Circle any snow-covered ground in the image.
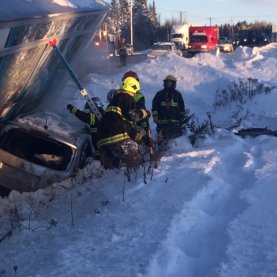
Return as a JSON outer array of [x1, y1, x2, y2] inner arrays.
[[1, 44, 277, 277]]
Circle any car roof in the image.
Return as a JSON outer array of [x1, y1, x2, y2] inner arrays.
[[154, 42, 173, 45]]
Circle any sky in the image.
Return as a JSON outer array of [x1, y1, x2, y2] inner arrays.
[[153, 0, 277, 26], [1, 40, 277, 276]]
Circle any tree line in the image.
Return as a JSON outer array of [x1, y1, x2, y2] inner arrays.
[[103, 0, 274, 50]]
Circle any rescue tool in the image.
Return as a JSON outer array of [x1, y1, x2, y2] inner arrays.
[[49, 39, 103, 120]]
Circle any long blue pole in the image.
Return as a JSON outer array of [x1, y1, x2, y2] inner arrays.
[[49, 39, 102, 120]]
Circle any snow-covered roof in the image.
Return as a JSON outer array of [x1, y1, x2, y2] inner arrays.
[[0, 0, 109, 21]]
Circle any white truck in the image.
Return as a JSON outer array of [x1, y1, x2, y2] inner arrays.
[[170, 24, 190, 50]]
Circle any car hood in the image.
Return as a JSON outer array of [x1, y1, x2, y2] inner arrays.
[[15, 111, 81, 143], [148, 50, 170, 57]]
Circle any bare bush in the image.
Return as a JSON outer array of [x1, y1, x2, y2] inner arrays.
[[214, 78, 274, 109]]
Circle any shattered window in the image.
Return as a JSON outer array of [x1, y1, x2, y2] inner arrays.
[[0, 128, 73, 170]]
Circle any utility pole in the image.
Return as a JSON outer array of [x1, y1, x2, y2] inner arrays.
[[231, 17, 234, 37], [130, 0, 133, 46], [179, 11, 186, 24]]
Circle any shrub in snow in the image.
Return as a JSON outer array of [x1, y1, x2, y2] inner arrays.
[[212, 78, 275, 128], [214, 78, 274, 109]]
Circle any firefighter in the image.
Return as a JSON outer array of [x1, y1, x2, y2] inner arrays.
[[67, 97, 105, 160], [152, 75, 186, 141], [121, 71, 152, 147], [107, 71, 152, 146], [97, 77, 147, 169]]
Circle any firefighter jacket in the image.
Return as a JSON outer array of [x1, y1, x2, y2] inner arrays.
[[97, 90, 142, 148], [152, 88, 185, 128], [70, 106, 105, 156], [134, 91, 150, 131]]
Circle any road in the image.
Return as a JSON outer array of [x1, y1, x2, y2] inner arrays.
[[72, 45, 148, 77]]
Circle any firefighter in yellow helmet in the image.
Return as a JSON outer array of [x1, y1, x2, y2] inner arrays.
[[97, 77, 147, 169], [152, 75, 185, 141]]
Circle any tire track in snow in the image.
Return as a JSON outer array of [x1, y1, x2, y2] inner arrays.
[[146, 139, 257, 277]]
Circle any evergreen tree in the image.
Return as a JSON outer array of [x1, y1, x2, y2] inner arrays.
[[132, 0, 158, 49], [148, 1, 159, 27], [105, 0, 120, 37], [119, 0, 130, 26]]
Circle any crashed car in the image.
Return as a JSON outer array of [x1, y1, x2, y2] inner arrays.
[[0, 112, 93, 192]]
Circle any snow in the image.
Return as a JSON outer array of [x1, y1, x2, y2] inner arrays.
[[0, 0, 108, 19], [1, 43, 277, 277], [52, 0, 108, 8]]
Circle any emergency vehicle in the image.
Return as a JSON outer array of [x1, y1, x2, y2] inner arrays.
[[188, 26, 219, 54]]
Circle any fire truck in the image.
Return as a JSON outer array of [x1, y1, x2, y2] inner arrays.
[[188, 26, 219, 54]]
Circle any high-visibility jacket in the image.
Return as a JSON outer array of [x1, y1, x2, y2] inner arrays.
[[134, 91, 150, 131], [97, 90, 138, 148]]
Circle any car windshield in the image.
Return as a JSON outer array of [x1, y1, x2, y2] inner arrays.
[[152, 44, 172, 50], [0, 128, 73, 170], [190, 36, 208, 43], [219, 38, 230, 44], [171, 34, 183, 39]]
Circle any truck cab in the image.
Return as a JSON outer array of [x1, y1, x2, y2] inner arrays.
[[170, 24, 189, 51], [188, 26, 219, 54]]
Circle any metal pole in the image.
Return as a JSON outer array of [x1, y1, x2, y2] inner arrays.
[[130, 0, 133, 47], [49, 39, 103, 120]]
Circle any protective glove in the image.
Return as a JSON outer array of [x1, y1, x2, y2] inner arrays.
[[67, 104, 78, 115], [67, 104, 74, 112], [129, 109, 143, 122]]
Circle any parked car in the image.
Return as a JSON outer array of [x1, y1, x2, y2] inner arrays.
[[0, 112, 93, 192], [147, 42, 183, 58], [218, 37, 234, 52]]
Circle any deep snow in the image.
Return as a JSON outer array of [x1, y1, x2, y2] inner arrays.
[[1, 43, 277, 277]]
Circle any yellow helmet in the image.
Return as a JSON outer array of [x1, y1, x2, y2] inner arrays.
[[164, 75, 177, 82], [120, 76, 140, 94]]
